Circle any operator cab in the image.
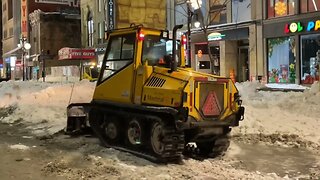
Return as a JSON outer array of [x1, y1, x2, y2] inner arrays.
[[142, 35, 179, 67]]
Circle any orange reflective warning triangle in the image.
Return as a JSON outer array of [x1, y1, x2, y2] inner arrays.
[[158, 58, 165, 64], [202, 91, 221, 116]]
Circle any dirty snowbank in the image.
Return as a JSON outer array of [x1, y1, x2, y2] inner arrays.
[[234, 81, 320, 147], [0, 80, 319, 146], [0, 80, 95, 135]]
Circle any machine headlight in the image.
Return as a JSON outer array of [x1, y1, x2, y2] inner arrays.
[[67, 106, 86, 117]]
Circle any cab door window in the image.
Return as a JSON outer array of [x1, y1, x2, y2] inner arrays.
[[101, 33, 135, 81]]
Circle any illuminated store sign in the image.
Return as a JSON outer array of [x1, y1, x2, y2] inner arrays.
[[208, 32, 225, 41], [285, 20, 320, 34]]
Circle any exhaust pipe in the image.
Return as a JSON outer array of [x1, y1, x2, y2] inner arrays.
[[171, 24, 183, 72]]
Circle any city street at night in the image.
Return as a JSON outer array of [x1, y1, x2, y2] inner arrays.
[[1, 0, 320, 179]]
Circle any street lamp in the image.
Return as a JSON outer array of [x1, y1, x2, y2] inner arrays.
[[194, 21, 201, 28], [186, 0, 202, 67], [18, 38, 31, 81]]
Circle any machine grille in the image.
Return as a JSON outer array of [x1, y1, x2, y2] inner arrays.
[[198, 83, 225, 117], [146, 76, 166, 87]]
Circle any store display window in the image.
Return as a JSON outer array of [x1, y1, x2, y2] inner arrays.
[[301, 34, 320, 84], [267, 36, 296, 83]]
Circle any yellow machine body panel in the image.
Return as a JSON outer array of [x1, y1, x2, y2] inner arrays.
[[133, 29, 160, 104], [142, 73, 186, 107], [93, 63, 135, 104]]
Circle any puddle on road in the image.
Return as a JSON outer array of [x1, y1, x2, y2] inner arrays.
[[230, 142, 319, 178]]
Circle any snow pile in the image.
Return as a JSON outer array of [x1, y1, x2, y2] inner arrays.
[[9, 144, 30, 150], [0, 80, 319, 146], [0, 80, 95, 135], [234, 81, 320, 146], [264, 83, 309, 90]]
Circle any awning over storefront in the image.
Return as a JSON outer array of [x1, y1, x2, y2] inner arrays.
[[2, 46, 22, 58], [58, 47, 96, 60], [191, 27, 249, 43]]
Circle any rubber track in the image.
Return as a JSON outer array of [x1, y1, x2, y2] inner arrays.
[[89, 111, 185, 163]]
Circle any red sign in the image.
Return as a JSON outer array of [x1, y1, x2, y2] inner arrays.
[[58, 47, 96, 60], [16, 60, 22, 66]]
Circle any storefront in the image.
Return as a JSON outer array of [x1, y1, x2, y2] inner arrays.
[[57, 47, 98, 81], [264, 16, 320, 84], [191, 23, 251, 82]]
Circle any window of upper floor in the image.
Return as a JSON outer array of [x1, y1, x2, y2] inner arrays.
[[267, 0, 295, 18], [3, 30, 7, 39], [300, 0, 320, 13], [8, 0, 13, 20], [232, 0, 251, 23], [97, 0, 102, 12], [3, 3, 6, 12], [87, 10, 94, 47], [267, 0, 320, 19], [209, 0, 227, 25]]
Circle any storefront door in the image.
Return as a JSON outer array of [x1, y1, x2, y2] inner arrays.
[[238, 46, 249, 82]]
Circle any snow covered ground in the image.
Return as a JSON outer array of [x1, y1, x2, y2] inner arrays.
[[0, 80, 319, 179], [1, 79, 319, 146], [0, 80, 95, 135]]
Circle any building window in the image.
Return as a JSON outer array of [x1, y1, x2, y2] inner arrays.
[[267, 36, 296, 83], [98, 0, 102, 12], [232, 0, 251, 23], [9, 27, 13, 36], [209, 0, 227, 25], [300, 0, 320, 13], [87, 11, 94, 47], [267, 0, 295, 18], [8, 0, 13, 20], [3, 30, 7, 39], [3, 3, 6, 11], [301, 34, 320, 84], [98, 22, 104, 43], [199, 61, 211, 69]]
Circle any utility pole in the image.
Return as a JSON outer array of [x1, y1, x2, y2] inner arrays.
[[20, 37, 31, 81], [41, 50, 46, 82]]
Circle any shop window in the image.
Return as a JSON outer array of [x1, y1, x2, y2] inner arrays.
[[195, 44, 208, 54], [300, 0, 320, 13], [210, 46, 220, 75], [199, 61, 211, 69], [87, 11, 94, 47], [267, 36, 296, 83], [300, 34, 320, 84], [267, 0, 295, 18], [209, 0, 227, 25]]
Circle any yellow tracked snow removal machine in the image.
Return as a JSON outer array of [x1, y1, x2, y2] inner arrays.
[[66, 25, 245, 162]]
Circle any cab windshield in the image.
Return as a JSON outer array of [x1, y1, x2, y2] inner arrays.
[[142, 35, 178, 66]]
